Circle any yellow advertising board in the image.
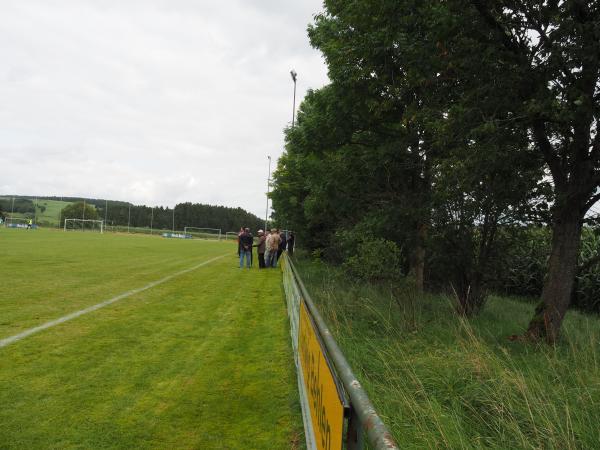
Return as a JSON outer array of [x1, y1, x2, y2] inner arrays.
[[299, 300, 346, 450]]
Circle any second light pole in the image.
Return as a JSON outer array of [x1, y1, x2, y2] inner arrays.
[[265, 155, 271, 231], [290, 69, 297, 127]]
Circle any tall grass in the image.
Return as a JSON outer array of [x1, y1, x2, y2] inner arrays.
[[295, 258, 600, 449]]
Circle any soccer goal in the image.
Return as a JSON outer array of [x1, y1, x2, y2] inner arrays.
[[64, 218, 104, 233], [225, 231, 239, 240], [4, 217, 30, 228], [183, 227, 222, 240]]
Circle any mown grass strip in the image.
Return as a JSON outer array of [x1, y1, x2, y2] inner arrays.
[[0, 230, 303, 449], [0, 255, 227, 348], [0, 229, 232, 338]]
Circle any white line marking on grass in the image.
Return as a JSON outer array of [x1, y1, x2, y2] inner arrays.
[[0, 254, 227, 349]]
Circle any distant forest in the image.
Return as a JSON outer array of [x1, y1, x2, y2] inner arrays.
[[0, 195, 263, 232], [0, 197, 35, 215], [94, 201, 264, 232]]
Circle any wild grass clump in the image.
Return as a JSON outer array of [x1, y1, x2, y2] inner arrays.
[[296, 259, 600, 449]]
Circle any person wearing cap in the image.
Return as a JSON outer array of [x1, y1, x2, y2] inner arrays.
[[239, 228, 253, 269], [255, 229, 267, 268]]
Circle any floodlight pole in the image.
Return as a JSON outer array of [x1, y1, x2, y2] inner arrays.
[[290, 69, 297, 127], [265, 155, 271, 231], [127, 204, 131, 233]]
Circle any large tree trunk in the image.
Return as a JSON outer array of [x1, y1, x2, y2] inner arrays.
[[526, 208, 583, 343], [455, 270, 486, 317]]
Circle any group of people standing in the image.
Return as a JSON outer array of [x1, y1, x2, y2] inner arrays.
[[237, 227, 295, 269]]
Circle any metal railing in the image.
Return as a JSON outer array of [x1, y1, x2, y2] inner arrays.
[[282, 254, 399, 450]]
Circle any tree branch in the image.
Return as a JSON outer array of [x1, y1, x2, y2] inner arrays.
[[584, 190, 600, 212], [469, 1, 526, 55], [588, 118, 600, 163], [531, 119, 566, 188]]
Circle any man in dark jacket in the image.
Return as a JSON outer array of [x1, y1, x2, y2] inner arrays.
[[239, 228, 253, 268], [287, 232, 295, 257], [277, 232, 287, 261]]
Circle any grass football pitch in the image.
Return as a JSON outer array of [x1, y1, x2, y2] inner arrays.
[[0, 228, 302, 449]]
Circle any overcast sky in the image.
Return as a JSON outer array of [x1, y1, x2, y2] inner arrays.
[[0, 0, 329, 217]]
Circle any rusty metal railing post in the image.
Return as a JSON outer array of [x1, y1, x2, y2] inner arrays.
[[285, 255, 399, 450], [347, 406, 366, 450]]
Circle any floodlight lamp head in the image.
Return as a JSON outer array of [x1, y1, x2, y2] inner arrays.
[[290, 69, 297, 82]]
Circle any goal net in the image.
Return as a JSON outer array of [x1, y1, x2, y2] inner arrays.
[[183, 227, 222, 240], [4, 217, 30, 228], [225, 231, 239, 240], [64, 218, 104, 233]]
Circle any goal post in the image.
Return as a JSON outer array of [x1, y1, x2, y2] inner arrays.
[[225, 231, 239, 240], [183, 227, 222, 240], [4, 217, 30, 228], [64, 218, 104, 233]]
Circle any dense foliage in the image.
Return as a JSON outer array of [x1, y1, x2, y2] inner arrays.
[[0, 197, 35, 216], [271, 1, 600, 338]]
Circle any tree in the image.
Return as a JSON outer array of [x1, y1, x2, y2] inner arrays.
[[429, 126, 544, 314], [0, 197, 35, 215], [447, 0, 600, 341], [271, 85, 426, 271], [304, 0, 449, 289], [275, 0, 598, 337], [275, 0, 544, 306], [60, 202, 99, 225]]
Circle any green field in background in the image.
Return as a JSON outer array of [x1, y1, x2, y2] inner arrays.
[[0, 198, 71, 225], [0, 228, 302, 449], [35, 199, 72, 224]]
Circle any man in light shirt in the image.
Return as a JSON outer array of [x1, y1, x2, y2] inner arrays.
[[266, 228, 281, 268]]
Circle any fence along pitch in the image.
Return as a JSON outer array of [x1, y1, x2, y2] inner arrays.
[[282, 254, 399, 450]]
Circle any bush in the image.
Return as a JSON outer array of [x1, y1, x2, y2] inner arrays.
[[342, 238, 402, 281], [486, 226, 600, 314], [573, 229, 600, 313], [494, 227, 550, 297]]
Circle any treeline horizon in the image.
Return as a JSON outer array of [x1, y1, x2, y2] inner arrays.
[[271, 1, 600, 342], [0, 195, 264, 232]]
